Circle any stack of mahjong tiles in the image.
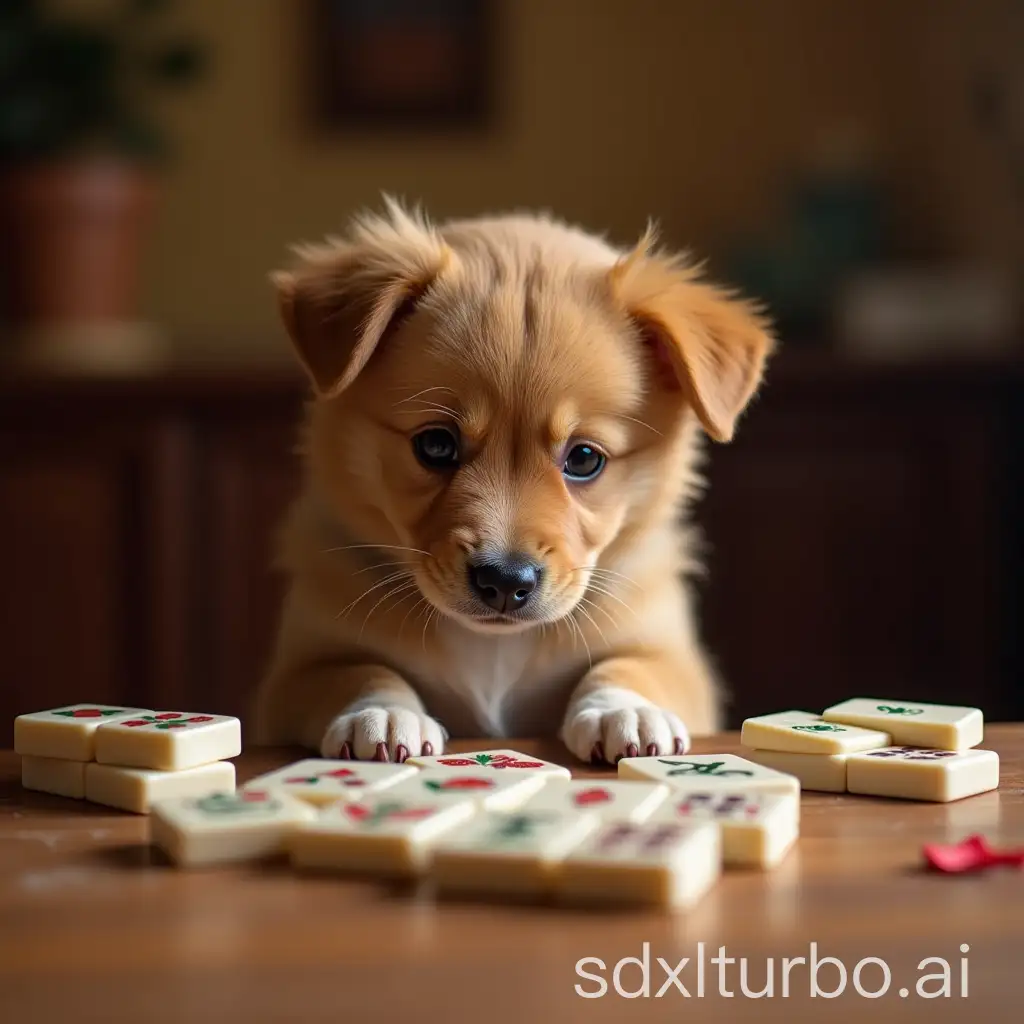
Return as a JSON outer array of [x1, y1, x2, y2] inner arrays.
[[15, 703, 241, 813], [738, 698, 998, 802], [145, 748, 769, 910]]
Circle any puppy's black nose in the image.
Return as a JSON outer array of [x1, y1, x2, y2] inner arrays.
[[468, 555, 542, 613]]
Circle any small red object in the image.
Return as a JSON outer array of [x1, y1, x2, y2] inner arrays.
[[73, 709, 103, 718], [923, 834, 1024, 873], [155, 713, 183, 720], [574, 788, 613, 807]]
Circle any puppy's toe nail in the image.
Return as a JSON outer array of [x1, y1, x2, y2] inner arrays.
[[673, 737, 686, 755], [646, 743, 658, 756], [373, 742, 389, 762], [421, 741, 434, 756], [395, 744, 409, 763], [625, 743, 639, 759], [590, 742, 605, 766], [339, 742, 352, 760]]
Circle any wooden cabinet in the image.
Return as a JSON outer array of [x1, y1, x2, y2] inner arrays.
[[0, 354, 1020, 744]]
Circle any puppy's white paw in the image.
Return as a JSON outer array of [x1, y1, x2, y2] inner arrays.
[[321, 705, 446, 763], [561, 687, 690, 765]]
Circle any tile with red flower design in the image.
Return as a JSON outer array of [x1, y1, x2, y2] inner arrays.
[[406, 748, 571, 780], [289, 795, 476, 877], [151, 789, 317, 867], [517, 779, 671, 823], [381, 766, 549, 811], [95, 712, 241, 771], [242, 759, 417, 806], [14, 704, 154, 762]]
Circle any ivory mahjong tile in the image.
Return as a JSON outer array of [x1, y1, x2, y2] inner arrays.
[[558, 819, 721, 909], [21, 756, 86, 799], [742, 748, 848, 793], [618, 753, 800, 798], [740, 710, 890, 755], [94, 712, 241, 771], [845, 746, 999, 802], [431, 810, 600, 898], [242, 759, 417, 807], [379, 767, 548, 811], [405, 749, 571, 780], [15, 704, 154, 761], [650, 790, 799, 868], [289, 795, 477, 877], [150, 789, 316, 866], [515, 779, 671, 822], [85, 760, 236, 814], [822, 698, 983, 751]]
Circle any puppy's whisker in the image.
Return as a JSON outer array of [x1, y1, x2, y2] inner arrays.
[[393, 385, 457, 404], [400, 597, 429, 637], [323, 543, 433, 558], [570, 614, 593, 670], [359, 581, 419, 639], [576, 603, 609, 649], [615, 413, 663, 436], [585, 586, 639, 621], [421, 607, 438, 652], [397, 401, 462, 420], [336, 571, 415, 620], [578, 595, 620, 631], [570, 565, 642, 591], [351, 560, 420, 576]]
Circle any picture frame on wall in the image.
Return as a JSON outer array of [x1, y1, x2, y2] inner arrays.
[[310, 0, 495, 131]]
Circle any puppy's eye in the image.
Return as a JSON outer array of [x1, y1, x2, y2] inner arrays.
[[412, 427, 460, 469], [563, 443, 606, 482]]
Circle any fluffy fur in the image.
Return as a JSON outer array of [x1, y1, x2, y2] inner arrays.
[[253, 199, 774, 765]]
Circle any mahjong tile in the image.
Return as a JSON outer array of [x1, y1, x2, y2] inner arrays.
[[740, 710, 890, 755], [650, 790, 798, 868], [743, 748, 848, 793], [405, 748, 571, 779], [516, 779, 670, 822], [558, 819, 721, 908], [242, 759, 417, 806], [95, 712, 241, 770], [150, 789, 316, 866], [15, 704, 154, 761], [85, 760, 236, 814], [618, 753, 800, 797], [380, 767, 548, 811], [822, 698, 983, 751], [431, 810, 600, 898], [845, 746, 999, 802], [21, 756, 87, 799], [289, 794, 477, 877]]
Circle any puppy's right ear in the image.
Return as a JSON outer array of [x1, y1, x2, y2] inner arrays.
[[272, 200, 454, 398]]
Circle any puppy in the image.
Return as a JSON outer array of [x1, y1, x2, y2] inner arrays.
[[253, 200, 773, 765]]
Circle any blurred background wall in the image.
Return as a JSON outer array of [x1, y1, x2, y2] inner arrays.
[[144, 0, 1020, 351]]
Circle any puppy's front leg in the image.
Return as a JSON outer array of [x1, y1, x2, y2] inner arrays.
[[255, 664, 446, 762], [559, 652, 719, 765]]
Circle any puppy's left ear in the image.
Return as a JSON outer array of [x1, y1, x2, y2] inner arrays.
[[609, 233, 775, 442]]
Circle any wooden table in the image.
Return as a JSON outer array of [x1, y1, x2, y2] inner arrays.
[[2, 729, 1022, 1023]]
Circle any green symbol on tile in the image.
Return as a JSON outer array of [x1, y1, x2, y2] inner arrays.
[[876, 706, 924, 715], [657, 759, 753, 778], [792, 724, 846, 733]]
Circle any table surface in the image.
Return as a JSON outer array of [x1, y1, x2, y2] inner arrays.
[[1, 729, 1022, 1024]]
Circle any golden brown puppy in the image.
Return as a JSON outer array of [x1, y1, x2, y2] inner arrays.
[[253, 200, 773, 765]]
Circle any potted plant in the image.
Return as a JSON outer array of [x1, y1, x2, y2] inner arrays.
[[0, 0, 205, 369]]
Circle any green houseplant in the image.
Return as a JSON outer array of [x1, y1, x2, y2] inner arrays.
[[0, 0, 205, 365]]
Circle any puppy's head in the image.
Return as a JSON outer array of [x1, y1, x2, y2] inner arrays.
[[275, 201, 773, 633]]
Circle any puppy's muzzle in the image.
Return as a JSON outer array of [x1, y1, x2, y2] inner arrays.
[[467, 553, 543, 614]]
